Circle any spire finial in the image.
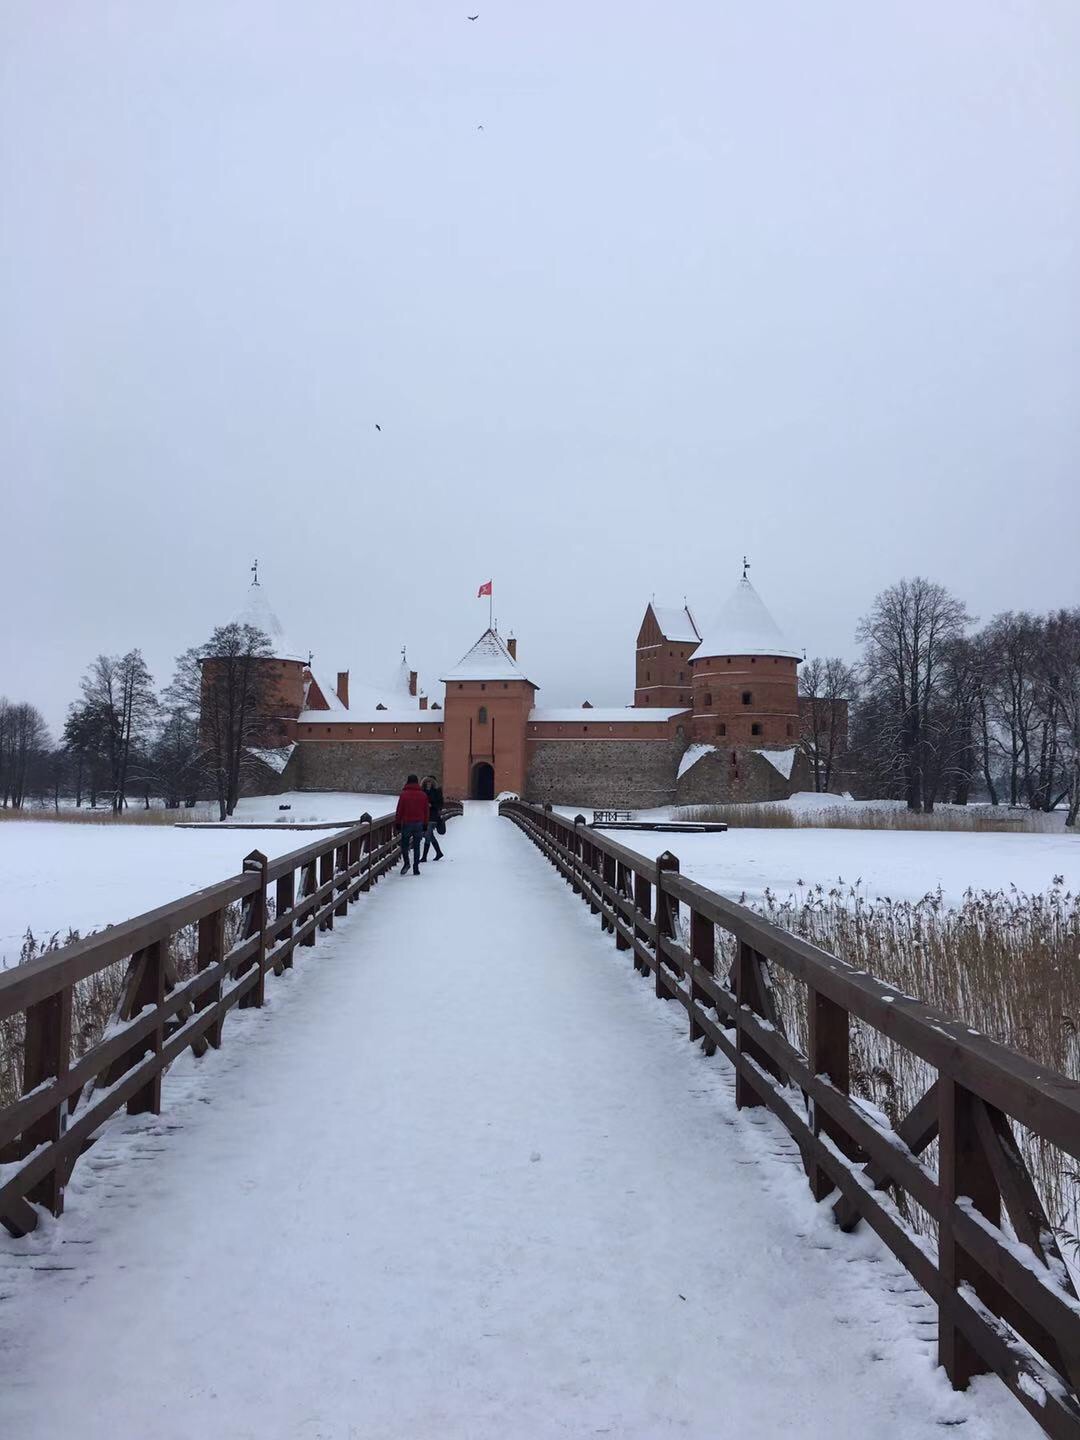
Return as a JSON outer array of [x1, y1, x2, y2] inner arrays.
[[251, 558, 259, 587], [742, 555, 750, 581]]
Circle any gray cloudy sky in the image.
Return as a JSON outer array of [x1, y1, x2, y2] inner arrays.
[[3, 1, 1078, 728]]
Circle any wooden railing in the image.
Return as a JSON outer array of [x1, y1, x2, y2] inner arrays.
[[501, 800, 1080, 1439], [0, 804, 461, 1238]]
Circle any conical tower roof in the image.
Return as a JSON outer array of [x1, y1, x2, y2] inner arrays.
[[697, 577, 800, 660], [233, 579, 304, 661]]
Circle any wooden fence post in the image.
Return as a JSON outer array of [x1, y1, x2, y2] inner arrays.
[[654, 852, 680, 999], [334, 843, 349, 918], [196, 907, 226, 1047], [735, 940, 769, 1109], [807, 986, 852, 1200], [275, 870, 295, 971], [358, 815, 373, 893], [615, 861, 631, 951], [602, 852, 616, 935], [300, 858, 318, 944], [22, 986, 72, 1214], [126, 941, 167, 1114], [240, 850, 268, 1007], [347, 836, 361, 904], [689, 907, 715, 1053], [633, 870, 652, 975], [319, 849, 334, 931], [938, 1077, 1000, 1388]]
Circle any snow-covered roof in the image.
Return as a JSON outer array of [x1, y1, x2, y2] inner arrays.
[[651, 603, 701, 645], [441, 629, 536, 685], [299, 708, 443, 725], [233, 581, 305, 661], [696, 577, 801, 660], [529, 707, 687, 723], [305, 670, 347, 713]]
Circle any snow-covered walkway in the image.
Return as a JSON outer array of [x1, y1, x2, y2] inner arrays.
[[0, 805, 1032, 1439]]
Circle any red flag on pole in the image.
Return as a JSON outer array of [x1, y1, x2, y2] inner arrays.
[[477, 580, 493, 598]]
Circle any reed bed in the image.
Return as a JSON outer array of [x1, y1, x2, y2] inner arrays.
[[0, 900, 246, 1111], [0, 804, 215, 826], [675, 802, 1065, 833], [694, 879, 1080, 1262]]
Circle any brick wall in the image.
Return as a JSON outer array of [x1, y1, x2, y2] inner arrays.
[[525, 738, 685, 807], [291, 742, 444, 792], [675, 745, 812, 805]]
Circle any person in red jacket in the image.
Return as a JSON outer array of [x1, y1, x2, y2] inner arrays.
[[395, 774, 430, 876]]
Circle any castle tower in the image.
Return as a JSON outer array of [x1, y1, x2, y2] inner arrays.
[[634, 602, 699, 709], [440, 629, 537, 799], [689, 575, 800, 748], [200, 575, 307, 748]]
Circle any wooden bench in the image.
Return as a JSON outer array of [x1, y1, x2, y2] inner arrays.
[[592, 809, 634, 824]]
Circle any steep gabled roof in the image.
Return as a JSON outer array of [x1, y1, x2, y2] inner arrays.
[[441, 629, 536, 686], [697, 577, 801, 660], [650, 603, 701, 645]]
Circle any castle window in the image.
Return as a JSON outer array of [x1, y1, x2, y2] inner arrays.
[[481, 683, 486, 691], [678, 671, 684, 682], [326, 728, 331, 735], [503, 683, 508, 689], [718, 722, 727, 737], [742, 691, 752, 705], [751, 723, 762, 736], [731, 752, 737, 765], [704, 692, 712, 706], [608, 725, 613, 733], [751, 658, 757, 664], [369, 727, 374, 734], [478, 706, 488, 725], [457, 684, 463, 690], [583, 725, 588, 733]]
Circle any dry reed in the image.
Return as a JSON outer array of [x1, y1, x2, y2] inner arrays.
[[675, 802, 1066, 834]]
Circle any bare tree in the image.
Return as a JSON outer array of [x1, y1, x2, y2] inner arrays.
[[0, 699, 51, 809], [78, 651, 158, 814], [167, 623, 271, 820], [856, 578, 972, 812], [798, 656, 856, 792]]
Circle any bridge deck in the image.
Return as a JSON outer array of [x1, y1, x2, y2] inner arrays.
[[1, 804, 1030, 1439]]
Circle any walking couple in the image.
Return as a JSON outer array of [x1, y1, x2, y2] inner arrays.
[[394, 774, 445, 876]]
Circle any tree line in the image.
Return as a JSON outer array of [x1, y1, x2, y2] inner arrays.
[[1, 622, 275, 821], [799, 578, 1080, 823]]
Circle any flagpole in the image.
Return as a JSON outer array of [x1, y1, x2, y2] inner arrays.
[[489, 585, 493, 631]]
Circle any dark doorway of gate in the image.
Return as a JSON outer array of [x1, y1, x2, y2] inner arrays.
[[470, 762, 495, 800]]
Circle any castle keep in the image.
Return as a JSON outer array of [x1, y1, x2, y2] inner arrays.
[[213, 573, 816, 806]]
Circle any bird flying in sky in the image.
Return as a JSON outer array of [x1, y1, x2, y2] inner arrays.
[[375, 424, 381, 432]]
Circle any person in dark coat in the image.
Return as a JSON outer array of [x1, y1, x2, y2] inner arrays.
[[420, 775, 445, 862], [395, 774, 430, 875]]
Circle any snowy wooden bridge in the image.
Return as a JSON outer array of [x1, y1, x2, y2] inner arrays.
[[1, 802, 1078, 1439]]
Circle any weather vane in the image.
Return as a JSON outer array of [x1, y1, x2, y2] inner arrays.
[[251, 558, 259, 587]]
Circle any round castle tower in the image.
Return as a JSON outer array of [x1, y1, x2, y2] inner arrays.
[[689, 576, 801, 748], [200, 577, 308, 748]]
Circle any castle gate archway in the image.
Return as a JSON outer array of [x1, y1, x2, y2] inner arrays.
[[470, 762, 495, 800]]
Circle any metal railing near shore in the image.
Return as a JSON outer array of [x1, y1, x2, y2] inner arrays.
[[500, 799, 1080, 1440], [0, 804, 462, 1238]]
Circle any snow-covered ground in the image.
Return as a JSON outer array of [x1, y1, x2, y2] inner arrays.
[[553, 798, 1078, 907], [232, 790, 396, 823], [0, 805, 1033, 1439], [0, 794, 401, 962], [618, 826, 1080, 909]]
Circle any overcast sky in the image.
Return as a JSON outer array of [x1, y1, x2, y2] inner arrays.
[[3, 1, 1078, 728]]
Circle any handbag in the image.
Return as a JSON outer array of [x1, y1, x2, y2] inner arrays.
[[436, 817, 446, 836]]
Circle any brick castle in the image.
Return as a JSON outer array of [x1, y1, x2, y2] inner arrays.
[[207, 571, 830, 806]]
